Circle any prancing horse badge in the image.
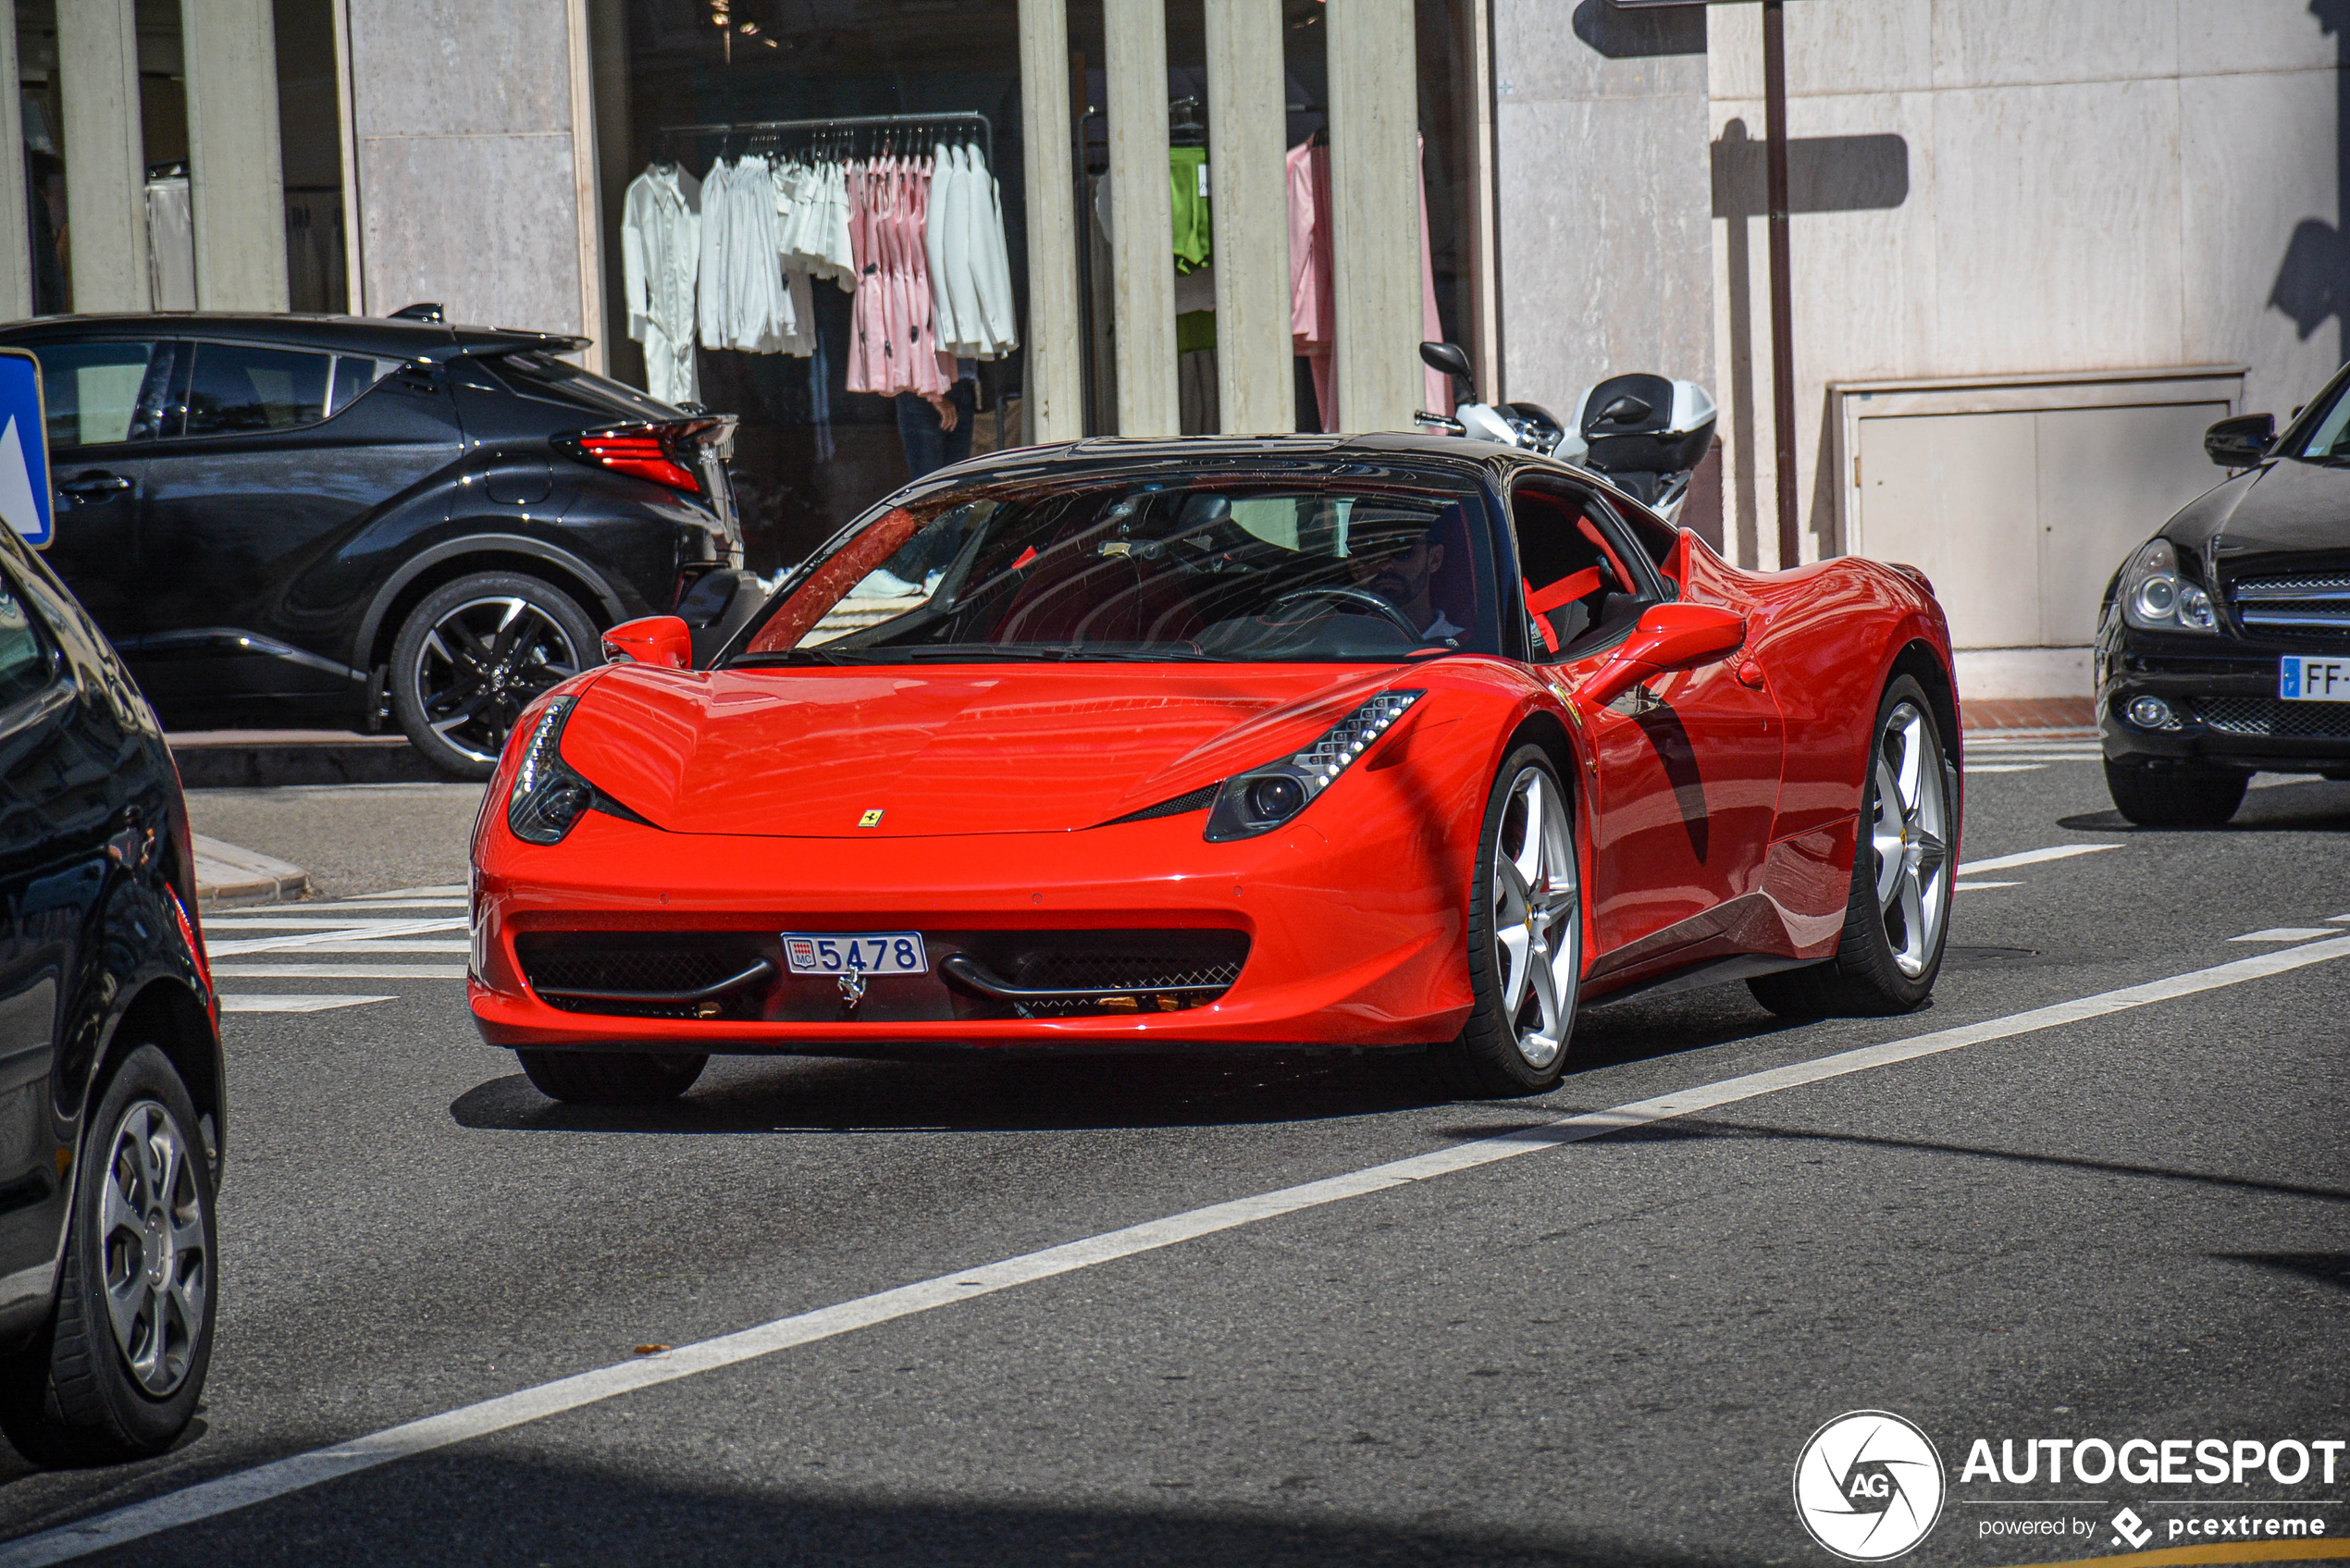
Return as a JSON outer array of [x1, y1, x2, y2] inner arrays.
[[858, 809, 884, 828]]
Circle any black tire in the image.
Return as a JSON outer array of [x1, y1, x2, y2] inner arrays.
[[1748, 675, 1953, 1020], [516, 1050, 708, 1106], [0, 1046, 216, 1465], [1430, 745, 1582, 1098], [390, 572, 600, 780], [2103, 759, 2245, 828]]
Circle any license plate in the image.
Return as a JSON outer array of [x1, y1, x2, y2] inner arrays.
[[2279, 654, 2350, 702], [781, 932, 927, 975]]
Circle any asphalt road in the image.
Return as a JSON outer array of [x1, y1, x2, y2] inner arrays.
[[4, 739, 2344, 1566]]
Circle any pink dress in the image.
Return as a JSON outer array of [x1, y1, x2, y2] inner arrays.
[[847, 161, 890, 394]]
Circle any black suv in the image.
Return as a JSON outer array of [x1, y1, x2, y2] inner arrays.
[[0, 312, 761, 777]]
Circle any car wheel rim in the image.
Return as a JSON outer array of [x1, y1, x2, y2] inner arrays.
[[1490, 764, 1579, 1071], [97, 1101, 206, 1398], [414, 597, 581, 764], [1870, 700, 1950, 980]]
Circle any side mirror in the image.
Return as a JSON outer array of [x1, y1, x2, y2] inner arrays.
[[1578, 603, 1745, 707], [601, 614, 693, 670], [2204, 413, 2274, 469], [1418, 340, 1474, 399]]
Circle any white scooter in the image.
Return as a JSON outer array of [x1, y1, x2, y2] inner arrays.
[[1414, 341, 1716, 526]]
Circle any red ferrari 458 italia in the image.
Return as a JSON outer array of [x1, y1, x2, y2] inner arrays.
[[468, 435, 1959, 1105]]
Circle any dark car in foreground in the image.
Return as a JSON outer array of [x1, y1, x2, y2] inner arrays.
[[0, 522, 222, 1462], [2097, 363, 2350, 825], [1, 311, 763, 777]]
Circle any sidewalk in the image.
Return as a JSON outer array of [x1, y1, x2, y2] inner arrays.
[[168, 730, 445, 789], [193, 834, 311, 909], [1960, 697, 2094, 735]]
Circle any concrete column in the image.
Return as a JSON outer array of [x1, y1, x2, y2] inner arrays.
[[1017, 0, 1081, 443], [57, 0, 149, 314], [563, 0, 603, 370], [1326, 0, 1419, 434], [1202, 0, 1291, 434], [1103, 0, 1177, 438], [182, 0, 291, 311], [0, 6, 31, 320]]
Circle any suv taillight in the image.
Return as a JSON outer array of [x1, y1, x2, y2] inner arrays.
[[556, 419, 731, 495]]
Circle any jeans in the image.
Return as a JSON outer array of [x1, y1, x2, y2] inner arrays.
[[895, 380, 976, 481]]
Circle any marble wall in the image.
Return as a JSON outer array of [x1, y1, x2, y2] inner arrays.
[[1699, 0, 2344, 570], [346, 0, 588, 339]]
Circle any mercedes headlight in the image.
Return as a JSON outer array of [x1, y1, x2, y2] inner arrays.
[[2119, 538, 2217, 634], [1204, 690, 1423, 843], [506, 697, 600, 845]]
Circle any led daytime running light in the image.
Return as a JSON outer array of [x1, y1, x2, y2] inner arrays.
[[1293, 691, 1420, 798], [1205, 689, 1424, 843], [507, 697, 597, 846]]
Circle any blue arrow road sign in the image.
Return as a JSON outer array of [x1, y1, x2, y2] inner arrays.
[[0, 348, 53, 549]]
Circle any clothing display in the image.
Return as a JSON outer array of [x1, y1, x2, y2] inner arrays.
[[1285, 135, 1448, 431], [1169, 147, 1210, 275], [144, 173, 194, 313], [700, 155, 804, 356], [620, 162, 702, 406]]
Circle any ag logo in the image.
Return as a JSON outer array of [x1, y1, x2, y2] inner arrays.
[[1793, 1410, 1945, 1561]]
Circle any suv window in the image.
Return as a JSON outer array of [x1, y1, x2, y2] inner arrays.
[[1511, 482, 1661, 661], [26, 340, 171, 449], [0, 570, 57, 711], [184, 341, 333, 436]]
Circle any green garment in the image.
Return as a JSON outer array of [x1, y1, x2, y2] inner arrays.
[[1169, 146, 1211, 273], [1176, 309, 1217, 354]]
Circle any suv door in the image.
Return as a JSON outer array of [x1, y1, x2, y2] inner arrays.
[[18, 337, 175, 648], [132, 340, 461, 710], [1508, 475, 1784, 959]]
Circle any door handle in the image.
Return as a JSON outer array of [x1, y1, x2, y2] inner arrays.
[[58, 474, 132, 499]]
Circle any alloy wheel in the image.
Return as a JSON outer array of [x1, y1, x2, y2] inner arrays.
[[1869, 700, 1950, 979], [412, 596, 583, 765], [98, 1101, 208, 1398], [1490, 763, 1580, 1070]]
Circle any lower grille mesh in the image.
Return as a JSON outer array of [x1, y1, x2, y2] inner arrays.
[[2196, 697, 2350, 739], [516, 933, 767, 1019]]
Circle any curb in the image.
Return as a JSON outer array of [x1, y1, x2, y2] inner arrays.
[[168, 730, 452, 789], [193, 834, 311, 909]]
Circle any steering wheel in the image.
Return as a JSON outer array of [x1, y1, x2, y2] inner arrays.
[[1265, 586, 1429, 643]]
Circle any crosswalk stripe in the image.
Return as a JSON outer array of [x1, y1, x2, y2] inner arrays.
[[212, 965, 464, 981], [218, 994, 393, 1014], [207, 919, 467, 957]]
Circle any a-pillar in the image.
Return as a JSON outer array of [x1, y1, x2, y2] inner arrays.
[[56, 0, 149, 313], [1103, 0, 1178, 438], [182, 0, 291, 311], [1202, 0, 1291, 434], [1326, 0, 1420, 434], [1016, 0, 1081, 443]]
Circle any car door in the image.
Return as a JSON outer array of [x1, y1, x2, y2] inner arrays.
[[1508, 475, 1784, 959], [132, 339, 461, 707], [17, 336, 176, 648], [0, 560, 88, 1304]]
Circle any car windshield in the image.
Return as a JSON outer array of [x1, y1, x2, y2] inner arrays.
[[731, 473, 1500, 665], [2291, 371, 2350, 460]]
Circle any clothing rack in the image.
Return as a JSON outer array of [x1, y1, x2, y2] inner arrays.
[[654, 110, 993, 168]]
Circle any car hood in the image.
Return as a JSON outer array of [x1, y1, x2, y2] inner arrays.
[[2208, 459, 2350, 581], [559, 661, 1418, 836]]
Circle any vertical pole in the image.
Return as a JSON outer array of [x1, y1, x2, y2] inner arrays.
[[1017, 0, 1082, 442], [331, 0, 365, 314], [1327, 0, 1421, 434], [0, 4, 31, 320], [1464, 0, 1502, 401], [1103, 0, 1178, 438], [56, 0, 149, 314], [1762, 0, 1799, 568], [1202, 0, 1291, 434], [181, 0, 291, 311], [564, 0, 605, 371]]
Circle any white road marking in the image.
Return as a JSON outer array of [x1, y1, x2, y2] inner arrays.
[[211, 965, 464, 981], [203, 917, 465, 931], [214, 939, 472, 956], [1953, 882, 2020, 890], [2227, 928, 2339, 944], [14, 934, 2349, 1567], [259, 899, 471, 914], [1955, 844, 2121, 876], [205, 919, 468, 957], [1965, 764, 2047, 773], [2332, 914, 2350, 923], [217, 995, 394, 1015], [349, 884, 469, 899]]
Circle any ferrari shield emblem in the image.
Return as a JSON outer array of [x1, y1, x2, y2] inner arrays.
[[858, 809, 884, 828]]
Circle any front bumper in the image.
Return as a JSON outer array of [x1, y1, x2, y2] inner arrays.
[[468, 805, 1476, 1055], [2097, 632, 2350, 775]]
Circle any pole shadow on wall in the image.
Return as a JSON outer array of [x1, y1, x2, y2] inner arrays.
[[1570, 0, 1705, 56], [2269, 0, 2350, 367], [1713, 120, 1908, 567]]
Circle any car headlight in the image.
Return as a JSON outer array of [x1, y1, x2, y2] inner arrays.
[[507, 697, 599, 845], [2119, 538, 2217, 634], [1204, 690, 1423, 843]]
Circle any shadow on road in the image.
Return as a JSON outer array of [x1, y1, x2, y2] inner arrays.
[[2061, 777, 2350, 835], [2217, 1252, 2350, 1292]]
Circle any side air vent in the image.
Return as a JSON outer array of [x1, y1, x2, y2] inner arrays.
[[1098, 783, 1220, 827]]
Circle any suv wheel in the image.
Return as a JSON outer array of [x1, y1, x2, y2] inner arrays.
[[2103, 759, 2246, 827], [391, 573, 599, 779], [0, 1046, 216, 1464]]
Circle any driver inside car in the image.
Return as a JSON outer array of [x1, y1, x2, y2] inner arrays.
[[1347, 512, 1466, 640]]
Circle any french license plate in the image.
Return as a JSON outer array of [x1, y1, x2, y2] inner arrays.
[[781, 932, 927, 975], [2279, 654, 2350, 702]]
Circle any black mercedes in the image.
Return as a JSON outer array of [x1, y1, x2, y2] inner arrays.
[[2097, 363, 2350, 825], [0, 311, 764, 778]]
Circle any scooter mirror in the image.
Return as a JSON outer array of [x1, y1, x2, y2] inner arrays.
[[1419, 340, 1474, 389]]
